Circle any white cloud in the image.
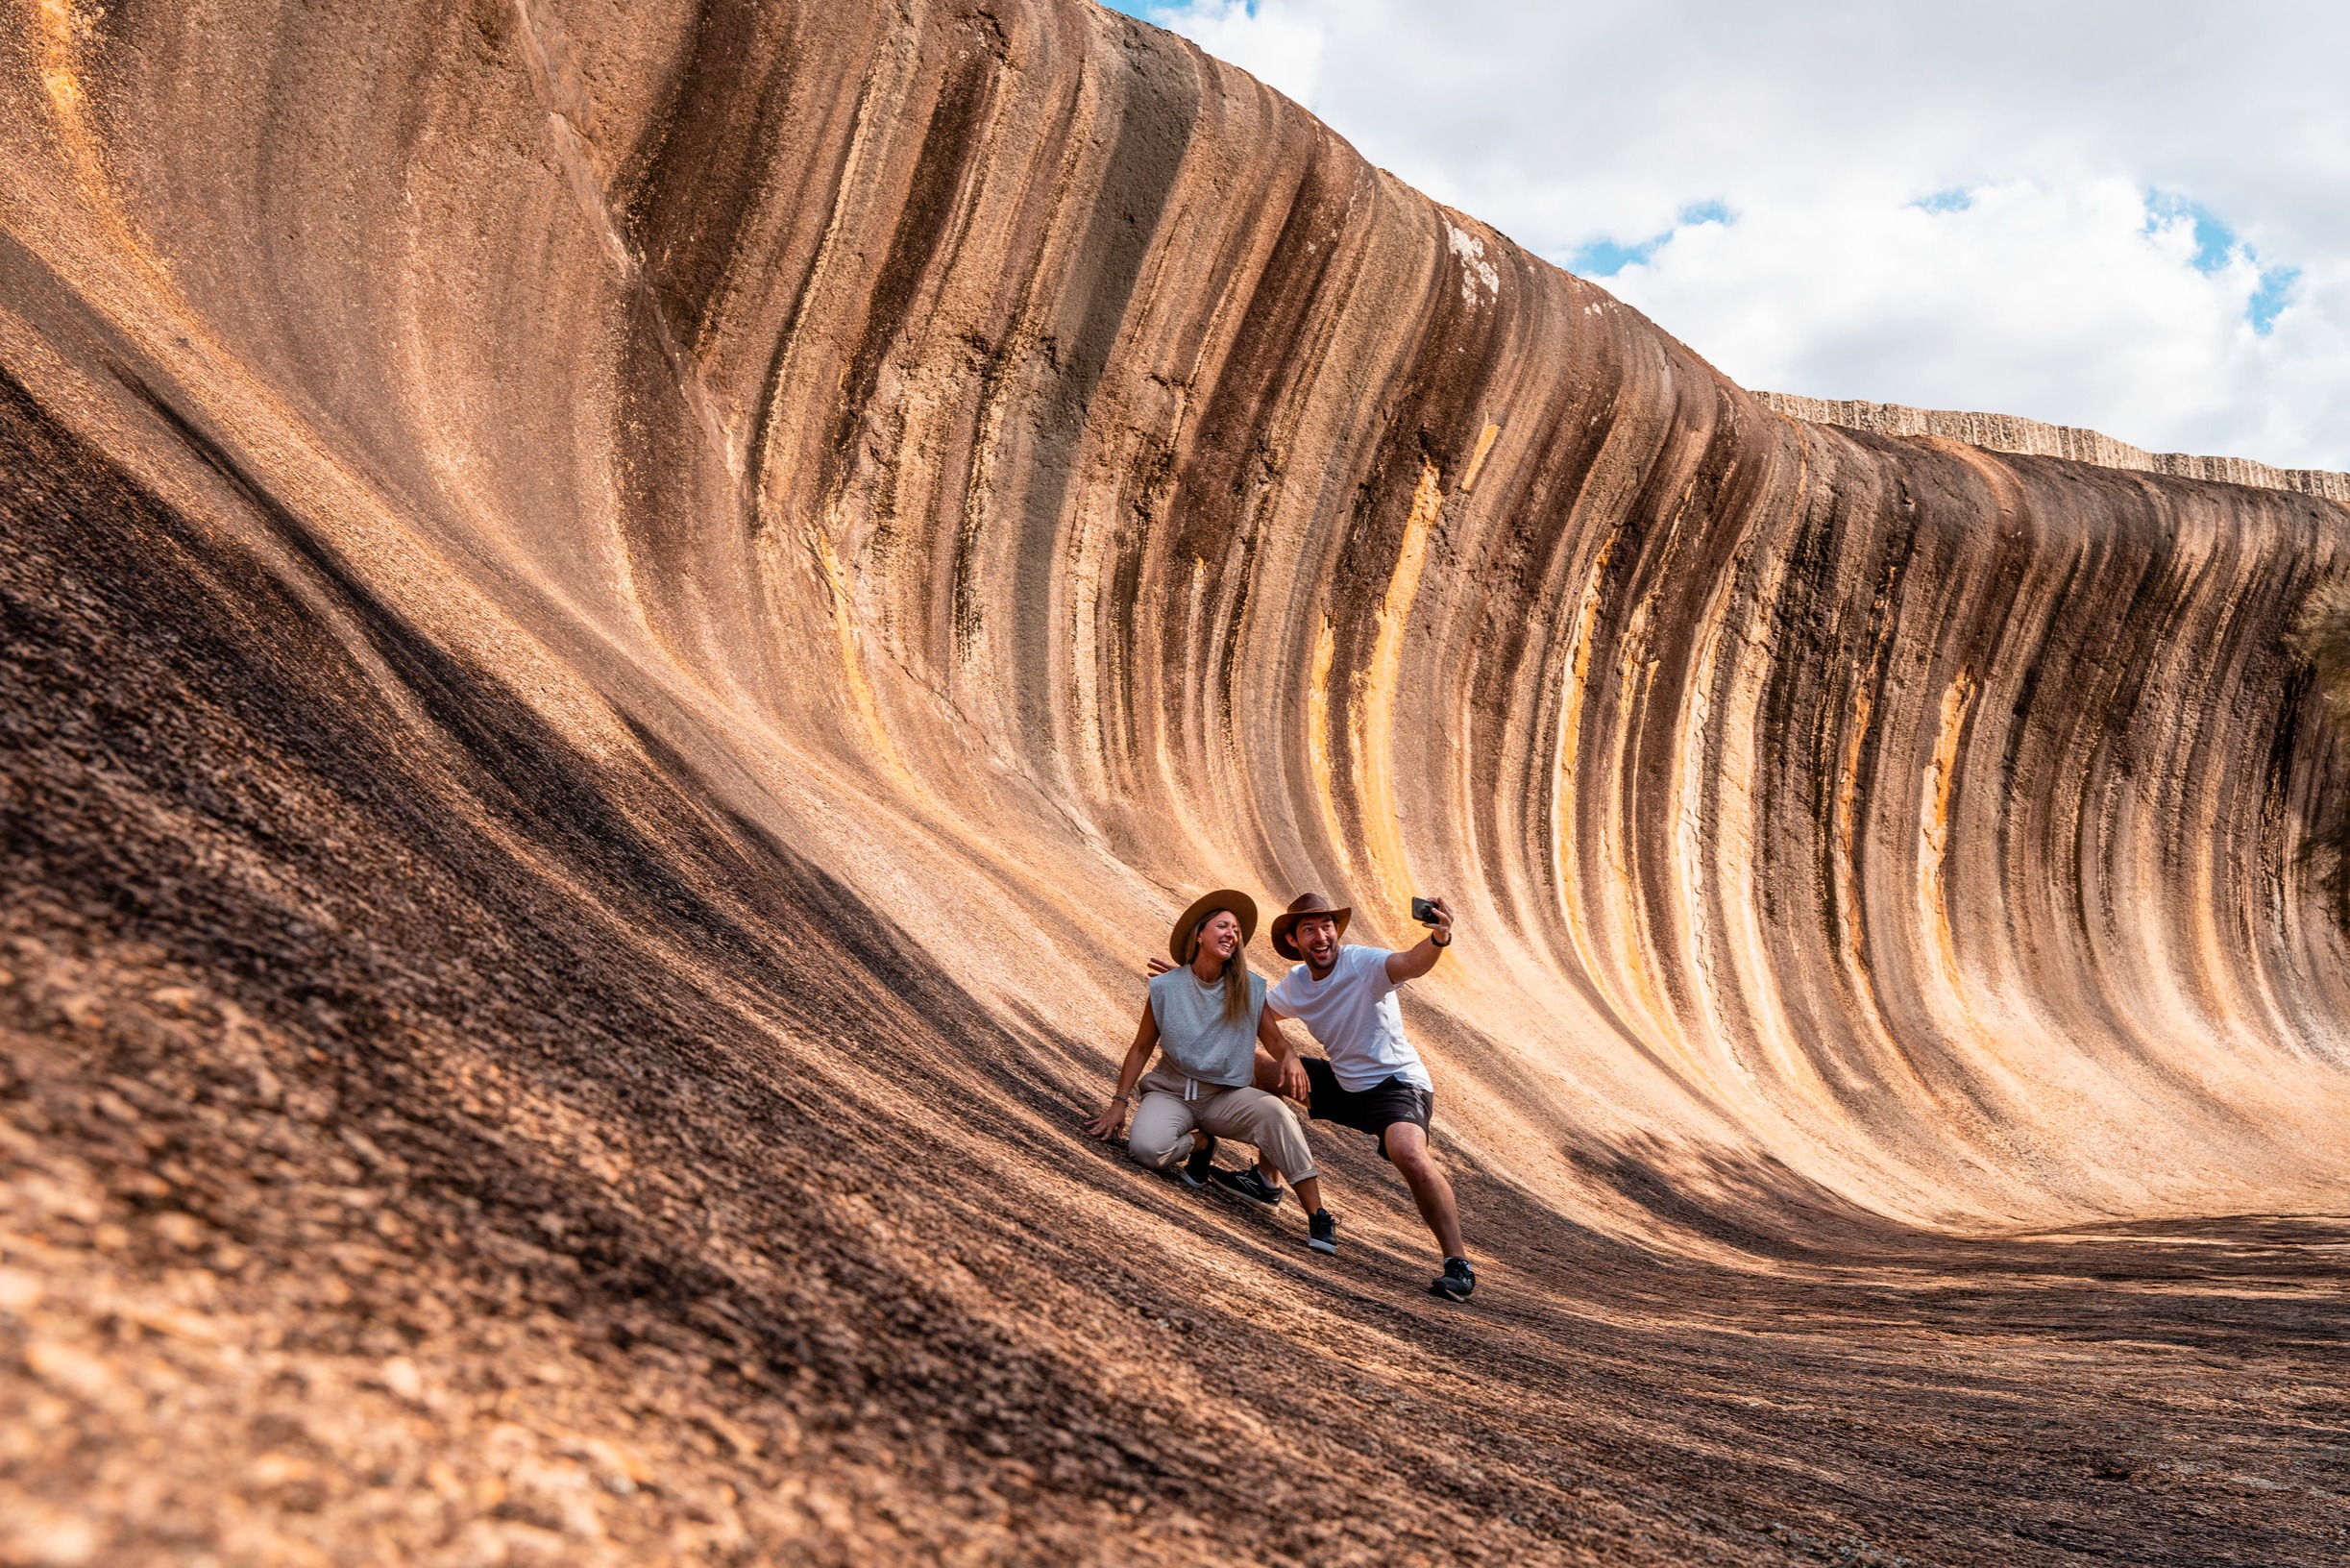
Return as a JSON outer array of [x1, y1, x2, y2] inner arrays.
[[1142, 1, 1323, 108], [1118, 1, 2350, 470]]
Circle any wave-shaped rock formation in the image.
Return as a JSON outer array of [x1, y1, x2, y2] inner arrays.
[[5, 0, 2347, 1560]]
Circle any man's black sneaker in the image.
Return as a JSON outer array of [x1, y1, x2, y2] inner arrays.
[[1307, 1209, 1338, 1256], [1177, 1134, 1217, 1189], [1212, 1166, 1283, 1207], [1430, 1257, 1476, 1301]]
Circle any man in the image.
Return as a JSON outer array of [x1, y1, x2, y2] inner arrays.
[[1156, 891, 1475, 1300]]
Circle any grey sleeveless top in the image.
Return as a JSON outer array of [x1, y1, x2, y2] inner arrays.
[[1146, 967, 1265, 1089]]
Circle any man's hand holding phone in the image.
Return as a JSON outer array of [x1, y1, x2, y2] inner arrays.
[[1412, 894, 1454, 947]]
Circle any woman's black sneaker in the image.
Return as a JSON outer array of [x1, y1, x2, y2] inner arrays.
[[1307, 1209, 1338, 1255], [1178, 1134, 1218, 1188], [1430, 1257, 1476, 1300], [1212, 1166, 1283, 1207]]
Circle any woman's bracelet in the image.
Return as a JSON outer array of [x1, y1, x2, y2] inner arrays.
[[1432, 933, 1452, 948], [1110, 1092, 1132, 1103]]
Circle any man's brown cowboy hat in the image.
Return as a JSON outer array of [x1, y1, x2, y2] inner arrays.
[[1269, 892, 1352, 961], [1168, 889, 1260, 965]]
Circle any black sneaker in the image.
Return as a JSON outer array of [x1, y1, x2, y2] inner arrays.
[[1177, 1134, 1217, 1188], [1307, 1209, 1337, 1256], [1212, 1166, 1283, 1207], [1430, 1257, 1476, 1301]]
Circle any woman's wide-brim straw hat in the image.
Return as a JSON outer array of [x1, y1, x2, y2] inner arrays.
[[1269, 892, 1352, 961], [1168, 889, 1260, 965]]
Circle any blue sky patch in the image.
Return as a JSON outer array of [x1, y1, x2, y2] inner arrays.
[[1912, 188, 1973, 214], [1571, 234, 1669, 277], [2249, 266, 2300, 332], [2144, 189, 2297, 333], [1571, 201, 1734, 278], [2144, 190, 2238, 274]]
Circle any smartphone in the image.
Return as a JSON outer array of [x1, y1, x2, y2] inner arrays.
[[1410, 896, 1438, 925]]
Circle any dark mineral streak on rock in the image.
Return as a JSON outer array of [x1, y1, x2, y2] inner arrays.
[[4, 0, 2350, 1561]]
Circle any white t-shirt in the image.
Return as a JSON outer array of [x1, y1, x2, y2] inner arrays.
[[1264, 944, 1433, 1093]]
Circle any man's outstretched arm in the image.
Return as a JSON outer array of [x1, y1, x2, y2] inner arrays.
[[1385, 896, 1455, 984]]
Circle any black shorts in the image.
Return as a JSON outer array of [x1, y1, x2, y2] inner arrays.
[[1301, 1057, 1432, 1162]]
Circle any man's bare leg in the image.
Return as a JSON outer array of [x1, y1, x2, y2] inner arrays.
[[1381, 1121, 1465, 1259]]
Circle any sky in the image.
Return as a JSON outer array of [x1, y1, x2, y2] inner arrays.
[[1103, 1, 2350, 472]]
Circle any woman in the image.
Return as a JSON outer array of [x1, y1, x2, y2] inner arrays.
[[1086, 890, 1338, 1256]]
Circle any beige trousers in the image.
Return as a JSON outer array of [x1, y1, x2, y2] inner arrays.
[[1127, 1067, 1319, 1181]]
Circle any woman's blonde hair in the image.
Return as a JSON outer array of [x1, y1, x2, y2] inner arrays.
[[1184, 909, 1254, 1025]]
